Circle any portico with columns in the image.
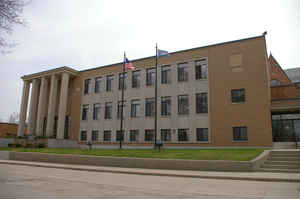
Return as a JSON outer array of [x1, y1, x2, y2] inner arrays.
[[17, 67, 78, 139]]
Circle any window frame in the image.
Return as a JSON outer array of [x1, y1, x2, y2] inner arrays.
[[93, 103, 100, 120], [106, 75, 114, 92], [233, 126, 248, 142], [195, 59, 208, 80], [103, 130, 111, 142], [91, 130, 99, 142], [146, 68, 156, 86], [161, 129, 171, 142], [131, 99, 141, 118], [118, 72, 127, 90], [145, 98, 155, 117], [161, 96, 171, 116], [130, 130, 139, 142], [94, 77, 102, 93], [177, 62, 189, 82], [84, 79, 91, 95], [80, 130, 87, 141], [82, 104, 89, 121], [196, 93, 208, 113], [196, 128, 209, 142], [145, 129, 155, 142], [132, 70, 141, 88], [178, 129, 189, 142], [178, 95, 189, 115], [161, 65, 171, 84], [104, 102, 112, 119], [231, 88, 245, 103]]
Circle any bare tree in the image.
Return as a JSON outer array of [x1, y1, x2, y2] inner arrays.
[[0, 0, 29, 53], [8, 112, 19, 123]]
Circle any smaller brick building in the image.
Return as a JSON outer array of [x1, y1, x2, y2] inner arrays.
[[0, 123, 19, 137], [269, 53, 291, 86]]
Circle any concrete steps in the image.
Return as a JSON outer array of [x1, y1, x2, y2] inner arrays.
[[260, 150, 300, 173]]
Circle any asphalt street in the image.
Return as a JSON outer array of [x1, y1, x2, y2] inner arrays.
[[0, 164, 299, 199]]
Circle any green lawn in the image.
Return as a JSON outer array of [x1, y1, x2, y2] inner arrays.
[[0, 147, 266, 161]]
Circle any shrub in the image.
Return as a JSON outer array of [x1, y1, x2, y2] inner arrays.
[[15, 143, 22, 148], [37, 143, 46, 148], [8, 143, 14, 147]]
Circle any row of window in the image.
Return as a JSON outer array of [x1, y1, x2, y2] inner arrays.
[[82, 93, 208, 120], [82, 88, 246, 120], [80, 127, 248, 142], [83, 59, 208, 94], [81, 128, 209, 142]]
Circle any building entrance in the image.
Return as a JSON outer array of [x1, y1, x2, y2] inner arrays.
[[272, 113, 300, 142]]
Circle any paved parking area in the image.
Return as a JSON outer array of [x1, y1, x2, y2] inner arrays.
[[0, 164, 299, 199]]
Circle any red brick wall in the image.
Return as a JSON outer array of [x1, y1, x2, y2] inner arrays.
[[269, 54, 291, 85]]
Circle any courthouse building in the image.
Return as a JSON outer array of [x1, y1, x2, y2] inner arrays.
[[17, 34, 276, 147]]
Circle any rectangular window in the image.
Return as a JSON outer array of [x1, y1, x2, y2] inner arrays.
[[131, 99, 140, 117], [178, 63, 188, 82], [195, 59, 208, 79], [117, 101, 126, 119], [132, 70, 141, 88], [104, 102, 112, 119], [161, 96, 171, 116], [146, 68, 156, 86], [178, 95, 189, 115], [84, 79, 91, 95], [116, 130, 124, 141], [93, 103, 100, 120], [178, 129, 188, 141], [145, 98, 155, 117], [161, 129, 171, 142], [80, 131, 87, 141], [82, 104, 89, 120], [119, 72, 127, 90], [145, 129, 155, 142], [196, 93, 208, 113], [161, 65, 171, 84], [233, 127, 248, 141], [106, 75, 114, 91], [231, 88, 245, 103], [130, 130, 139, 142], [196, 128, 209, 142], [92, 130, 99, 141], [103, 130, 111, 142], [94, 77, 102, 93]]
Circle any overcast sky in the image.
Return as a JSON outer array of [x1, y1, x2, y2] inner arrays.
[[0, 0, 299, 121]]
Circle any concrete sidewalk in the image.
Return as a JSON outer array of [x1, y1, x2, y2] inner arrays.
[[0, 159, 299, 183]]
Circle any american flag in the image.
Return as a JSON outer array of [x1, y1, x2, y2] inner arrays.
[[125, 58, 135, 71]]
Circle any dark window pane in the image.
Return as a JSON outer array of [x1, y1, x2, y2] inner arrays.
[[84, 79, 91, 94], [94, 77, 102, 93], [103, 130, 111, 141], [161, 129, 171, 142], [132, 71, 140, 88], [116, 130, 124, 141], [131, 100, 140, 117], [146, 68, 156, 86], [105, 102, 112, 119], [161, 65, 171, 84], [93, 103, 100, 120], [233, 127, 248, 141], [130, 130, 139, 142], [106, 75, 114, 91], [119, 73, 127, 90], [145, 129, 155, 141], [92, 130, 99, 141], [161, 96, 171, 116], [81, 131, 87, 141], [196, 128, 209, 141], [231, 89, 245, 103], [82, 104, 89, 120], [178, 95, 189, 114], [145, 98, 155, 117], [195, 59, 208, 79], [196, 93, 208, 113], [178, 63, 188, 82], [178, 129, 188, 141]]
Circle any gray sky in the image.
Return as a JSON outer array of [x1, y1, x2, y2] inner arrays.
[[1, 0, 299, 121]]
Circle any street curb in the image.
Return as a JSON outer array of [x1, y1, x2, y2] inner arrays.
[[0, 161, 299, 183]]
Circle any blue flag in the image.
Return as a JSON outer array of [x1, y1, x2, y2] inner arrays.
[[157, 49, 170, 57]]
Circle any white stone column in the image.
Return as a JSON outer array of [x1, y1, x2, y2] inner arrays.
[[46, 75, 58, 137], [57, 72, 70, 139], [36, 77, 49, 136], [27, 79, 40, 135], [17, 80, 30, 136]]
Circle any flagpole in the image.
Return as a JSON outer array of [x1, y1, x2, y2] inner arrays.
[[119, 52, 126, 149], [154, 44, 158, 148]]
